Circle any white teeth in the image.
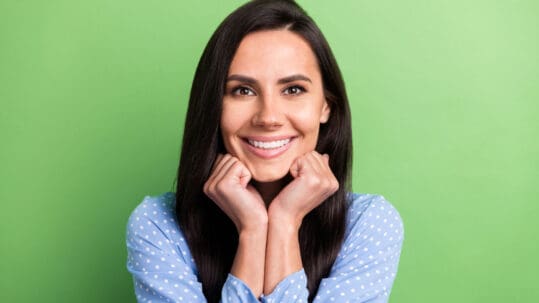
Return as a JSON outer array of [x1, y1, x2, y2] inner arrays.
[[248, 138, 290, 149]]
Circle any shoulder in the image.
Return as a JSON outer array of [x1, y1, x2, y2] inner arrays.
[[346, 193, 403, 231], [126, 192, 191, 260], [126, 193, 203, 295], [126, 192, 177, 235], [127, 192, 176, 219], [320, 195, 404, 299], [343, 193, 404, 250]]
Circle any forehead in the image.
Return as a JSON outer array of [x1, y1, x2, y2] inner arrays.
[[228, 30, 320, 79]]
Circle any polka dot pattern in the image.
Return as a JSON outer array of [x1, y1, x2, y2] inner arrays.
[[312, 194, 404, 302], [126, 192, 404, 302]]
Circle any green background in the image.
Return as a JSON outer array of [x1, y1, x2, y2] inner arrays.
[[1, 0, 538, 302]]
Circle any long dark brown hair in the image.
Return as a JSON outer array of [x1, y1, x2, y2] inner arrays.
[[174, 1, 352, 302]]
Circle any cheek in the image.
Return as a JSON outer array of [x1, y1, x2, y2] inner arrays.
[[220, 104, 252, 154], [293, 110, 323, 136], [219, 109, 237, 150], [288, 96, 327, 129], [220, 104, 241, 135], [220, 119, 233, 138]]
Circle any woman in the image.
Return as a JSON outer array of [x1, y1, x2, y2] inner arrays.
[[126, 1, 403, 302]]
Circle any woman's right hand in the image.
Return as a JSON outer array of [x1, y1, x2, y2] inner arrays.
[[203, 154, 268, 233]]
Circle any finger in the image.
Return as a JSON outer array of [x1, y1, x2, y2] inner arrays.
[[209, 154, 225, 176], [205, 154, 225, 193], [310, 152, 332, 175], [226, 160, 251, 187], [317, 153, 338, 194], [216, 153, 224, 162], [205, 156, 239, 200], [322, 153, 330, 166], [210, 154, 229, 175], [214, 156, 251, 188], [310, 151, 327, 172], [293, 152, 322, 177], [207, 155, 235, 190], [307, 152, 337, 191], [289, 156, 303, 178], [302, 151, 323, 174], [212, 155, 239, 184]]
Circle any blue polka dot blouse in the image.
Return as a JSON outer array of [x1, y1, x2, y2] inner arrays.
[[126, 192, 404, 302]]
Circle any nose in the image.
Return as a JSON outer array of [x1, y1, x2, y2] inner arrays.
[[251, 94, 283, 128]]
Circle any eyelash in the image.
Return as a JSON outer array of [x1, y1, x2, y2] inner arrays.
[[230, 85, 307, 96], [283, 85, 306, 95], [231, 86, 255, 96]]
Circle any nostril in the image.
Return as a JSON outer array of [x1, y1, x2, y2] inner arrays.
[[251, 114, 283, 127]]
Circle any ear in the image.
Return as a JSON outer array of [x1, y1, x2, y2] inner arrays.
[[319, 100, 331, 124]]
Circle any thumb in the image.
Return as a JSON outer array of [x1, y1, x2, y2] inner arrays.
[[237, 164, 252, 188], [323, 154, 330, 165], [289, 157, 302, 178]]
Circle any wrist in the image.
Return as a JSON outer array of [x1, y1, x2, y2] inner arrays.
[[236, 209, 268, 234], [268, 201, 303, 231], [268, 212, 302, 234], [238, 220, 268, 237]]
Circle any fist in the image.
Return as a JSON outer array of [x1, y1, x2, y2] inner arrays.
[[203, 154, 268, 232], [269, 151, 339, 227]]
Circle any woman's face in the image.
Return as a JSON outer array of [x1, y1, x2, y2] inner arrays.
[[221, 30, 330, 182]]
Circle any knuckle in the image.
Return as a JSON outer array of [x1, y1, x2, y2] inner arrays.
[[319, 177, 338, 193], [306, 176, 322, 187], [215, 182, 227, 195], [324, 180, 334, 191], [203, 181, 211, 193], [231, 160, 242, 169], [332, 180, 340, 192]]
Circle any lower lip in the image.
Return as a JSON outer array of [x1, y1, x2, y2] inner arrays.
[[242, 138, 294, 159]]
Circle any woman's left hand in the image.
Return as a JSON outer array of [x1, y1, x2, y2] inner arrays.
[[268, 151, 339, 228]]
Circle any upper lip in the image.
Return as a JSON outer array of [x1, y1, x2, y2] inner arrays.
[[242, 135, 297, 142]]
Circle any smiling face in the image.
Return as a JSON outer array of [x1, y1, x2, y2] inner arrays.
[[220, 29, 330, 182]]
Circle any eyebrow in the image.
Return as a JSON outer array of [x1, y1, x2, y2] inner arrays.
[[226, 74, 312, 84]]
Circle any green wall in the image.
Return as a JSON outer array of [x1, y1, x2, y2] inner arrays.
[[1, 0, 537, 302]]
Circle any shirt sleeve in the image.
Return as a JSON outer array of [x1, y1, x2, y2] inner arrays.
[[126, 195, 261, 303], [313, 194, 404, 302], [259, 269, 309, 303], [261, 194, 404, 303]]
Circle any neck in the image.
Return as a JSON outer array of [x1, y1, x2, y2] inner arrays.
[[252, 175, 292, 206]]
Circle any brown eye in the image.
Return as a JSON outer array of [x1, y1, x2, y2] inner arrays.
[[283, 85, 306, 95], [232, 86, 256, 96]]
